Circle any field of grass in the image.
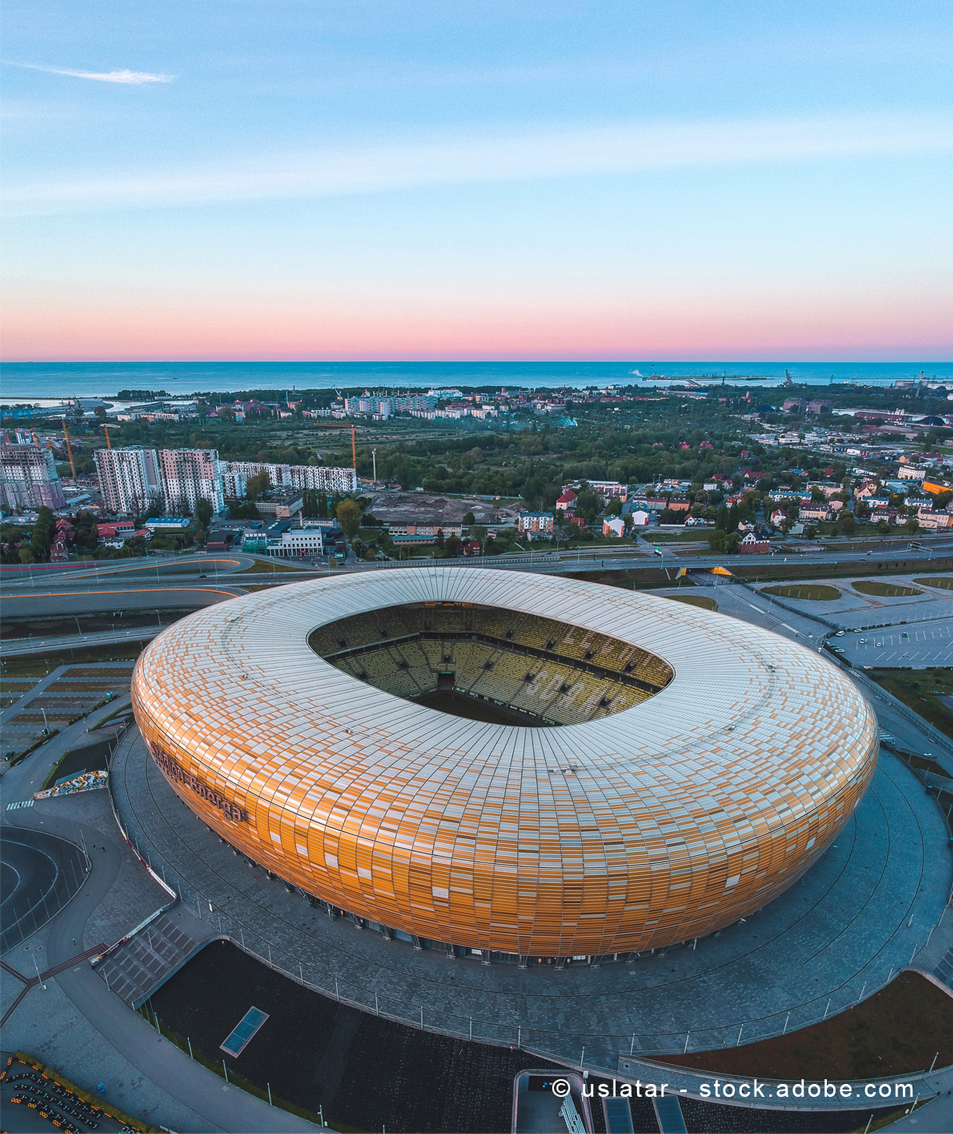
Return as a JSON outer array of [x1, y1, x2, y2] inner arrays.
[[662, 972, 951, 1080], [915, 575, 953, 591], [852, 579, 921, 597], [762, 583, 842, 601], [641, 530, 709, 543], [663, 594, 718, 610], [240, 558, 308, 573], [867, 668, 953, 742]]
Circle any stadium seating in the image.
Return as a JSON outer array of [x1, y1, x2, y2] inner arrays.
[[314, 601, 673, 724]]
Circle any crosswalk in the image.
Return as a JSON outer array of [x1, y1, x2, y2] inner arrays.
[[5, 799, 35, 810]]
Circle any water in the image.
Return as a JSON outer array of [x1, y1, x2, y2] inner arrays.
[[1, 360, 950, 401]]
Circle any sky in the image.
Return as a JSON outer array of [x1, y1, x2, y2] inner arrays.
[[2, 0, 951, 362]]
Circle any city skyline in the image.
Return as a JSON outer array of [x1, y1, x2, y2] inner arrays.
[[2, 1, 951, 361]]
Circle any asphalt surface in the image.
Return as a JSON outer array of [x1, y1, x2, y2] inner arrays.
[[0, 828, 89, 955]]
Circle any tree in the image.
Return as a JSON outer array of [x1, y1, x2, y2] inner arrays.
[[904, 516, 920, 533], [30, 507, 55, 562], [470, 524, 487, 545], [837, 510, 857, 535], [336, 498, 362, 541], [803, 524, 818, 540], [877, 520, 892, 534], [195, 497, 213, 526], [444, 535, 462, 558], [462, 511, 476, 527], [245, 471, 270, 500]]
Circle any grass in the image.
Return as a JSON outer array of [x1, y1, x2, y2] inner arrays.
[[866, 668, 953, 742], [663, 594, 718, 611], [661, 972, 952, 1080], [641, 530, 709, 543], [915, 576, 953, 591], [240, 558, 308, 573], [762, 583, 842, 601], [137, 1008, 360, 1132], [852, 580, 921, 597], [0, 645, 145, 678]]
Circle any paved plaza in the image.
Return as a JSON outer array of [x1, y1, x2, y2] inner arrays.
[[111, 726, 952, 1074]]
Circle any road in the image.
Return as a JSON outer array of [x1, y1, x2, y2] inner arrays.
[[0, 694, 320, 1132], [1, 566, 950, 1130]]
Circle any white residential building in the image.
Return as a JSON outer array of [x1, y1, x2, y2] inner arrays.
[[94, 447, 162, 515], [158, 449, 225, 514], [219, 461, 357, 498], [289, 465, 358, 494], [1, 437, 67, 511]]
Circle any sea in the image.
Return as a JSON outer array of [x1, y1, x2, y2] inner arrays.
[[1, 360, 951, 402]]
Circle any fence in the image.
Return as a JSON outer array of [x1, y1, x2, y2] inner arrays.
[[0, 829, 91, 954], [111, 820, 933, 1071]]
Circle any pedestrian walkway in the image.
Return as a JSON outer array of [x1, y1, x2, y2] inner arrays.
[[615, 1056, 953, 1113], [111, 725, 953, 1073], [97, 913, 205, 1007]]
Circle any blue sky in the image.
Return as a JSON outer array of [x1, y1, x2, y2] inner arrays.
[[2, 1, 951, 359]]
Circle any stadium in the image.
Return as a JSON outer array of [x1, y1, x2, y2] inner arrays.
[[130, 568, 878, 964]]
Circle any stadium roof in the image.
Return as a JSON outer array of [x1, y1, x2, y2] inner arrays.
[[132, 568, 877, 956]]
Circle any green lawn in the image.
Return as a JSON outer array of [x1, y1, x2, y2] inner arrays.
[[240, 558, 309, 573], [762, 583, 842, 601], [866, 668, 953, 741], [915, 575, 953, 591], [663, 594, 718, 611], [663, 971, 952, 1080], [852, 579, 921, 597]]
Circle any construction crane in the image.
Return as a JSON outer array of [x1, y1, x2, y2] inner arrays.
[[783, 370, 795, 387], [62, 422, 76, 477], [104, 425, 112, 448]]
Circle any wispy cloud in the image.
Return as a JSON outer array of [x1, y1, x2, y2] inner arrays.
[[5, 110, 951, 215], [6, 61, 173, 84]]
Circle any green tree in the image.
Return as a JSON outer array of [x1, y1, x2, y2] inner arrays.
[[30, 507, 55, 562], [336, 498, 362, 541], [245, 471, 270, 500], [195, 497, 213, 527], [837, 510, 857, 535], [444, 535, 462, 558], [462, 511, 476, 526], [904, 516, 920, 533]]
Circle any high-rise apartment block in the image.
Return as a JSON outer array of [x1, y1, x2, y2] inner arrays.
[[94, 448, 163, 515], [93, 448, 355, 516], [0, 434, 67, 511], [220, 461, 357, 498], [158, 449, 225, 514]]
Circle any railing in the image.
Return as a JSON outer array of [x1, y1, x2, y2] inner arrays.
[[113, 825, 931, 1069], [0, 829, 91, 954]]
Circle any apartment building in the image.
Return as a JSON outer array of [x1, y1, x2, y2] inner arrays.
[[1, 436, 67, 511], [159, 449, 225, 514], [93, 447, 163, 515]]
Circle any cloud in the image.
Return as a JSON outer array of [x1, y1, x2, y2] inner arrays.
[[5, 110, 951, 214], [7, 61, 173, 84]]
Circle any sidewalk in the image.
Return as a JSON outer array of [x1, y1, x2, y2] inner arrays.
[[613, 1055, 953, 1112], [2, 705, 319, 1133]]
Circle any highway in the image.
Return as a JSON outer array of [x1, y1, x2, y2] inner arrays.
[[3, 537, 951, 591]]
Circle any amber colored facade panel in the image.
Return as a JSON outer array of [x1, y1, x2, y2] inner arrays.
[[130, 569, 878, 957]]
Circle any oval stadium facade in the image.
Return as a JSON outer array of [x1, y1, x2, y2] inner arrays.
[[131, 569, 877, 962]]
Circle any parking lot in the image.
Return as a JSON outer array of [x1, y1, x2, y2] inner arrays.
[[832, 620, 953, 668]]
